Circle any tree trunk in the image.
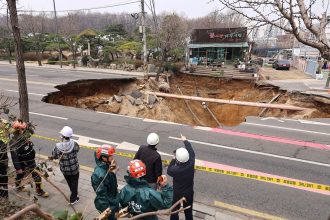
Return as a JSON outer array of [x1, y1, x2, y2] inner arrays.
[[36, 50, 42, 66], [7, 0, 29, 122], [6, 46, 12, 64], [72, 45, 76, 69], [110, 52, 114, 61]]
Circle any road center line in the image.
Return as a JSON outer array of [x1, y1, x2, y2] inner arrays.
[[0, 77, 56, 86], [243, 122, 330, 136], [169, 136, 330, 168], [5, 89, 45, 97], [29, 112, 68, 120]]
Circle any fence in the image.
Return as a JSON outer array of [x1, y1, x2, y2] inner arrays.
[[292, 57, 321, 79]]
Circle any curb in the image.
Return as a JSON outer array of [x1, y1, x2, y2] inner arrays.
[[0, 61, 148, 78]]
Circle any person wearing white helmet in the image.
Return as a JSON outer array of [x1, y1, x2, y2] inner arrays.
[[167, 134, 195, 220], [134, 132, 162, 189], [49, 126, 80, 205]]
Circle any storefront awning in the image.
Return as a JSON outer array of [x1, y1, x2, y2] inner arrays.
[[188, 42, 249, 48]]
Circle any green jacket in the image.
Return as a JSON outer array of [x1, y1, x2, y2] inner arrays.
[[120, 175, 173, 220], [91, 152, 119, 213]]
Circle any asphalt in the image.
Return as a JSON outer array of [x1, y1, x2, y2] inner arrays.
[[1, 62, 330, 219]]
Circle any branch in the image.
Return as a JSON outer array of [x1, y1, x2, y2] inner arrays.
[[129, 197, 190, 220], [5, 204, 55, 220], [34, 170, 78, 215]]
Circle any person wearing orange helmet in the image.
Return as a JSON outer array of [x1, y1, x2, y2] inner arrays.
[[119, 159, 173, 219], [91, 145, 119, 220], [10, 119, 49, 197]]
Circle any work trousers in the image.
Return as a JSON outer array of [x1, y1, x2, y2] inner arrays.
[[170, 192, 194, 220], [15, 160, 42, 191], [64, 172, 79, 203], [0, 140, 8, 199]]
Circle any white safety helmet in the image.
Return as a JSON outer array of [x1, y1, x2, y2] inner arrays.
[[60, 126, 73, 138], [176, 147, 189, 163], [147, 133, 159, 146]]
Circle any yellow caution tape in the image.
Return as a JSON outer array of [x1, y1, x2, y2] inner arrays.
[[32, 134, 330, 192]]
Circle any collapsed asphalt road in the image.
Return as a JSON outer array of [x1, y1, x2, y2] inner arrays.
[[1, 63, 330, 220]]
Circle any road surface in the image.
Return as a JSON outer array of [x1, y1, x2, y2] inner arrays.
[[1, 63, 330, 220]]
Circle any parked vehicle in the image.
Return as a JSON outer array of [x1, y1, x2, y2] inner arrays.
[[272, 59, 290, 70]]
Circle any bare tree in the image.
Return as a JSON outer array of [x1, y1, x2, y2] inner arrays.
[[6, 0, 29, 122], [159, 14, 188, 61], [216, 0, 330, 58], [60, 12, 80, 68], [20, 12, 47, 66]]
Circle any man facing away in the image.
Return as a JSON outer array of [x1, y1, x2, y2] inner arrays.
[[167, 134, 195, 220], [134, 132, 162, 189]]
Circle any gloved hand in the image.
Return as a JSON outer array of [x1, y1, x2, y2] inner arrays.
[[157, 175, 168, 187]]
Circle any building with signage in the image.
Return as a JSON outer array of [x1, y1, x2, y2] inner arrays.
[[188, 27, 249, 65]]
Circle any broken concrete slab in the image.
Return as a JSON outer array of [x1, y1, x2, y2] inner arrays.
[[107, 96, 114, 104], [135, 98, 143, 106], [148, 94, 157, 105], [131, 89, 143, 99], [126, 95, 136, 105], [113, 95, 123, 103]]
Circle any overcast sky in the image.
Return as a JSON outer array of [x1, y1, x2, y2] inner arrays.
[[13, 0, 221, 18]]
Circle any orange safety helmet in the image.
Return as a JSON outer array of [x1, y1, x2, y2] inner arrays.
[[128, 160, 146, 178], [12, 120, 27, 130], [96, 144, 116, 160]]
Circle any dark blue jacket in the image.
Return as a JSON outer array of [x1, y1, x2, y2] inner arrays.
[[167, 140, 195, 195]]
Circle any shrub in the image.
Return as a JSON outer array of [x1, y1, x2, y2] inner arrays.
[[81, 55, 89, 66], [47, 56, 59, 65], [134, 59, 144, 69]]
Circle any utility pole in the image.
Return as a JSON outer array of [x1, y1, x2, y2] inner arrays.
[[52, 0, 62, 68], [141, 0, 147, 65]]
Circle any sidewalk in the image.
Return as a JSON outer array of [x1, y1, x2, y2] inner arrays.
[[0, 61, 148, 78], [8, 165, 251, 220]]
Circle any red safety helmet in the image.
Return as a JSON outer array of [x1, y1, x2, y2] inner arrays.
[[12, 120, 27, 130], [96, 144, 116, 160], [128, 160, 146, 178]]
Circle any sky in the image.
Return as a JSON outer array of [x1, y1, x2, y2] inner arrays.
[[13, 0, 222, 18]]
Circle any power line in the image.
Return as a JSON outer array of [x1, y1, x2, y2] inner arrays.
[[16, 0, 140, 14]]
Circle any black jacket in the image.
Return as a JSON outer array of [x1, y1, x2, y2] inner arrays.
[[134, 145, 162, 183], [10, 139, 36, 170], [167, 140, 195, 195]]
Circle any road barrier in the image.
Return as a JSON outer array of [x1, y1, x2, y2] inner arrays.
[[33, 134, 330, 193]]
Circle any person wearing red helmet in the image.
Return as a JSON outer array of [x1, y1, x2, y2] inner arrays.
[[91, 145, 119, 220], [10, 119, 49, 198], [119, 159, 173, 219]]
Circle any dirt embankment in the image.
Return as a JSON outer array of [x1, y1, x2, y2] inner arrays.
[[43, 75, 330, 127]]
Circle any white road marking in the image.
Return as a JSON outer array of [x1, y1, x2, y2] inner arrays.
[[0, 77, 56, 86], [5, 89, 45, 97], [261, 117, 284, 122], [29, 112, 68, 120], [71, 134, 173, 156], [143, 118, 183, 125], [244, 122, 330, 136], [168, 136, 330, 168], [96, 111, 141, 120], [72, 134, 119, 146], [282, 118, 330, 126]]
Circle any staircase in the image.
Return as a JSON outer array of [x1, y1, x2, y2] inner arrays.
[[187, 65, 258, 80]]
